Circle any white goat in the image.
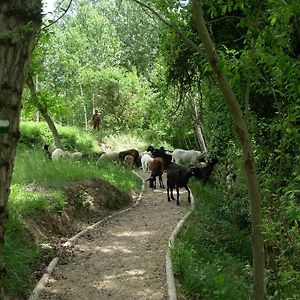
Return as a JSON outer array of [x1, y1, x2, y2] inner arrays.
[[51, 149, 70, 161], [141, 153, 153, 172], [123, 154, 135, 166], [97, 151, 119, 164], [171, 149, 206, 166], [70, 151, 83, 160]]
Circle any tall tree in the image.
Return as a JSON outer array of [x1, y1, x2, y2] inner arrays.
[[0, 0, 42, 297], [191, 1, 265, 298], [26, 73, 63, 149], [130, 0, 266, 298]]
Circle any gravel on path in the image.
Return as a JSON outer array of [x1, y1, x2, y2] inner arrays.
[[39, 170, 191, 300]]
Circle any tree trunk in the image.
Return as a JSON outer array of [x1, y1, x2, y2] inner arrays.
[[189, 93, 207, 152], [26, 74, 63, 149], [83, 104, 88, 130], [80, 84, 88, 130], [35, 111, 40, 122], [192, 1, 265, 299], [195, 125, 207, 152], [0, 1, 42, 297]]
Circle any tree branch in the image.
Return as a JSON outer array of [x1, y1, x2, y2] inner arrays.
[[42, 0, 73, 31], [207, 15, 244, 24], [191, 1, 265, 298], [130, 0, 206, 57]]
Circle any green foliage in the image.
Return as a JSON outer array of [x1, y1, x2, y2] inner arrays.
[[8, 185, 66, 215], [19, 121, 52, 147], [172, 181, 252, 299], [19, 121, 100, 153], [3, 215, 40, 296], [96, 0, 162, 77], [15, 0, 300, 297], [153, 0, 300, 296], [12, 148, 141, 194]]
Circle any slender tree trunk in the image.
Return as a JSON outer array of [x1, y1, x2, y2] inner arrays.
[[35, 111, 40, 122], [192, 1, 265, 299], [189, 93, 207, 152], [83, 104, 88, 130], [0, 1, 42, 297], [80, 84, 88, 130], [195, 125, 207, 152], [35, 75, 40, 122], [92, 88, 96, 110], [26, 74, 63, 149]]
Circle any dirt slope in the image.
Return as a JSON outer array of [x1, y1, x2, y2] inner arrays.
[[38, 170, 191, 300]]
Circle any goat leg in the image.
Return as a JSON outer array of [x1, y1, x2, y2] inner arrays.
[[167, 186, 171, 202], [170, 188, 175, 200], [176, 186, 180, 205], [185, 185, 191, 203], [159, 175, 164, 188]]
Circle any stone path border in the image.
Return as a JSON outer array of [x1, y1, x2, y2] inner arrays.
[[165, 192, 195, 300], [28, 172, 145, 300], [28, 171, 195, 300]]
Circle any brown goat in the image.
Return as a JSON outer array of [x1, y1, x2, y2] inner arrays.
[[146, 157, 166, 189], [119, 149, 140, 167]]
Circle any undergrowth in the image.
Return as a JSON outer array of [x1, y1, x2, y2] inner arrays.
[[3, 215, 40, 297], [171, 181, 253, 300], [4, 146, 142, 298], [19, 121, 101, 153]]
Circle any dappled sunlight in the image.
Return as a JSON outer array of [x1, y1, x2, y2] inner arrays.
[[153, 188, 166, 194], [95, 245, 133, 254], [113, 230, 153, 237], [36, 169, 190, 299], [103, 269, 146, 280], [102, 133, 147, 152]]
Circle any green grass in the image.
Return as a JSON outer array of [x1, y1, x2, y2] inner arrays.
[[12, 149, 141, 194], [171, 180, 253, 299], [3, 215, 40, 297], [100, 131, 149, 151], [19, 121, 101, 153], [8, 185, 66, 216], [100, 129, 173, 152]]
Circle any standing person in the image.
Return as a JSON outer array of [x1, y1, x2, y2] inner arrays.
[[92, 109, 101, 131]]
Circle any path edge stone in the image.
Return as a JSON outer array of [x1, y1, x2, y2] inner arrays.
[[166, 191, 195, 300], [28, 171, 145, 300]]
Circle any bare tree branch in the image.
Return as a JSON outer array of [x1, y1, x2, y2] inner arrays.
[[130, 0, 206, 58], [42, 0, 73, 31], [207, 15, 244, 24]]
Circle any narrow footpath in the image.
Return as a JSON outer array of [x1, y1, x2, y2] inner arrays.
[[39, 170, 191, 300]]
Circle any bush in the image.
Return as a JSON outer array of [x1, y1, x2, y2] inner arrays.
[[172, 180, 252, 299], [19, 121, 100, 153]]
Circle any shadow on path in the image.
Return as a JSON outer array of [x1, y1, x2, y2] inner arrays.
[[39, 170, 191, 300]]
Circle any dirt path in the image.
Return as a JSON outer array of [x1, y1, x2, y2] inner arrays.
[[39, 170, 191, 300]]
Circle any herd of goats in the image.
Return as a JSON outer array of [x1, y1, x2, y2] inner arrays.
[[43, 144, 220, 205]]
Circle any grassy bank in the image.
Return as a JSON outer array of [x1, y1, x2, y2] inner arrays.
[[4, 145, 142, 298], [172, 180, 253, 300]]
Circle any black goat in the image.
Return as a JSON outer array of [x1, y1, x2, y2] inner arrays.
[[193, 157, 219, 183], [167, 157, 218, 205], [147, 145, 172, 168], [166, 163, 200, 205], [43, 144, 51, 160]]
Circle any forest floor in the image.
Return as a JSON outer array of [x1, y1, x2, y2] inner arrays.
[[36, 170, 191, 300]]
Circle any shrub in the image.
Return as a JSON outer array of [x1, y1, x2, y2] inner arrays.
[[172, 180, 252, 299], [19, 121, 100, 153]]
